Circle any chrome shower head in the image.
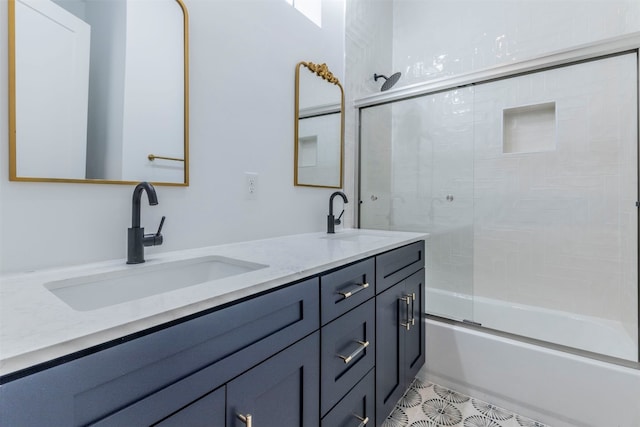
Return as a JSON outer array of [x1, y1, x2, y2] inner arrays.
[[374, 72, 401, 91]]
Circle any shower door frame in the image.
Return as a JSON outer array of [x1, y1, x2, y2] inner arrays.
[[355, 33, 640, 368]]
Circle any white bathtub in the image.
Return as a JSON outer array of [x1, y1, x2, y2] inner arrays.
[[425, 287, 637, 361], [421, 294, 640, 427]]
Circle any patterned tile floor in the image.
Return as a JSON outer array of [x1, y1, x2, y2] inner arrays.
[[383, 379, 549, 427]]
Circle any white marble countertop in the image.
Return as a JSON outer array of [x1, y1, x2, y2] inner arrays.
[[0, 229, 426, 377]]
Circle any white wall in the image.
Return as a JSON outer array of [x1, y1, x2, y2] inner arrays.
[[0, 0, 345, 274]]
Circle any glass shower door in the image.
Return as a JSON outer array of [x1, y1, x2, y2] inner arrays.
[[359, 52, 638, 362], [359, 88, 475, 322], [471, 53, 638, 361]]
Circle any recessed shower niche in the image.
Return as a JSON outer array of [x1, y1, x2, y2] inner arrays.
[[503, 102, 556, 154]]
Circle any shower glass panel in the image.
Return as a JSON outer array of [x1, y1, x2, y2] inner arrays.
[[359, 52, 638, 362], [360, 89, 475, 322], [472, 53, 638, 361]]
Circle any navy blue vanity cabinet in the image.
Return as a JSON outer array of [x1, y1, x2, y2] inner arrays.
[[226, 332, 320, 427], [1, 240, 426, 427], [0, 277, 319, 426], [375, 242, 425, 426]]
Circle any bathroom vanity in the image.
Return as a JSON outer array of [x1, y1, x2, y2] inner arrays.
[[0, 230, 425, 426]]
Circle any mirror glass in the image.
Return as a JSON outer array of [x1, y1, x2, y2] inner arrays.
[[8, 0, 189, 185], [294, 61, 344, 188]]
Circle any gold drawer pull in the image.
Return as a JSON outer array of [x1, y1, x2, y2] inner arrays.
[[337, 340, 370, 364], [354, 414, 369, 427], [237, 413, 252, 427], [337, 282, 369, 299]]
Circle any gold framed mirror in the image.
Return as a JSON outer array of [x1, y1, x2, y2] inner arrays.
[[8, 0, 189, 186], [294, 61, 344, 189]]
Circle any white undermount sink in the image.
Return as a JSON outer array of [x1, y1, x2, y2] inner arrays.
[[44, 256, 268, 311]]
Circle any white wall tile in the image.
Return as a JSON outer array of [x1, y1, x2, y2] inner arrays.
[[391, 0, 640, 87]]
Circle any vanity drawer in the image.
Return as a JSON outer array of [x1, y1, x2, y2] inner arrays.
[[321, 258, 375, 325], [1, 278, 319, 427], [376, 240, 425, 293], [320, 298, 375, 416], [321, 369, 375, 427]]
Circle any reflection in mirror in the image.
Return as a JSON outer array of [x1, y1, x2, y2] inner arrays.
[[294, 61, 344, 188], [8, 0, 189, 185]]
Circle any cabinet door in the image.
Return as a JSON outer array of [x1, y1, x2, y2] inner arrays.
[[375, 269, 426, 426], [227, 332, 320, 427], [375, 282, 406, 424], [404, 269, 425, 387]]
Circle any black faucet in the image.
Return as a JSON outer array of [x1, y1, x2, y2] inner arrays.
[[327, 191, 348, 234], [127, 182, 165, 264]]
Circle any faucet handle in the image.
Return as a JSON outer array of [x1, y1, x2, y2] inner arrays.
[[156, 216, 166, 236], [335, 209, 344, 225], [143, 216, 165, 247]]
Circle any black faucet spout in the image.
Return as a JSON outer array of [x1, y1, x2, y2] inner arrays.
[[131, 181, 158, 228], [128, 182, 164, 264], [329, 191, 348, 215], [328, 191, 348, 234]]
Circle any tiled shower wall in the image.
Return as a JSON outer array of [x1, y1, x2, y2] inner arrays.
[[344, 0, 394, 223], [392, 0, 640, 85]]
